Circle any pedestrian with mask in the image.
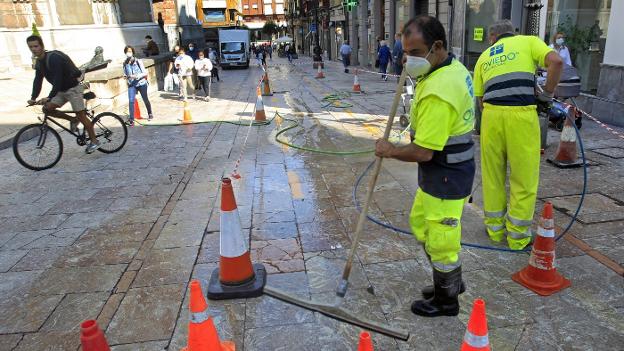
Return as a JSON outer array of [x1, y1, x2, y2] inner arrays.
[[375, 16, 476, 318], [123, 45, 154, 124], [194, 50, 213, 101], [187, 43, 199, 90], [549, 32, 572, 66], [174, 47, 196, 101]]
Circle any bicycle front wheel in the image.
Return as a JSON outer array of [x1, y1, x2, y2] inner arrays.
[[13, 124, 63, 171], [92, 112, 128, 153]]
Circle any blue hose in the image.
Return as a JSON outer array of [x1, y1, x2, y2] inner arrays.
[[353, 112, 587, 253]]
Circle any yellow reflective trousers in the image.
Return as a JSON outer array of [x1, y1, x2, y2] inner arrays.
[[480, 103, 539, 250], [409, 189, 467, 272]]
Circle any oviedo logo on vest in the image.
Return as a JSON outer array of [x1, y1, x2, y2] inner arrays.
[[484, 43, 520, 73], [489, 44, 504, 56]]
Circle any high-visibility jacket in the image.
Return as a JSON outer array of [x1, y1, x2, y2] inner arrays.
[[410, 56, 476, 199], [473, 34, 553, 106]]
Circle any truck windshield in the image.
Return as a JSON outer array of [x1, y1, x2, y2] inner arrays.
[[221, 42, 245, 54]]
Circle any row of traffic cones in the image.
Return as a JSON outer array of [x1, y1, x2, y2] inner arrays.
[[312, 64, 362, 93], [77, 150, 569, 351], [178, 68, 271, 124], [78, 296, 490, 351]]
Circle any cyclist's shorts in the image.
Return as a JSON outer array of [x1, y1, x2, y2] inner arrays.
[[51, 83, 85, 112]]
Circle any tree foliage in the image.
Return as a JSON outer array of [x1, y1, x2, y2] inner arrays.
[[262, 20, 279, 36]]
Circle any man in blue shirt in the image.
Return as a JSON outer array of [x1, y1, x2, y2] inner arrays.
[[392, 33, 403, 81], [339, 42, 352, 73]]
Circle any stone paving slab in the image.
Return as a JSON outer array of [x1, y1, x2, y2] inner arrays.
[[105, 284, 185, 345]]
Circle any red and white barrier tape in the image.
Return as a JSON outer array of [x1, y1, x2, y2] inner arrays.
[[580, 110, 624, 141], [231, 73, 266, 179], [269, 59, 402, 78], [559, 100, 624, 141]]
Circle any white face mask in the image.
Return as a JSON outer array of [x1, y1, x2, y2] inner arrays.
[[405, 48, 433, 78], [125, 52, 133, 58], [555, 38, 564, 46]]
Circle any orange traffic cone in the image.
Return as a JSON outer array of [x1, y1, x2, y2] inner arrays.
[[207, 178, 266, 300], [80, 320, 111, 351], [353, 70, 362, 93], [181, 280, 235, 351], [254, 87, 266, 122], [547, 116, 583, 168], [133, 98, 142, 120], [357, 331, 374, 351], [315, 64, 325, 79], [261, 67, 272, 96], [182, 101, 192, 124], [512, 202, 571, 296], [460, 299, 490, 351]]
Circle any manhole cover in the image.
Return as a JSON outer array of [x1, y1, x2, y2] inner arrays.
[[591, 147, 624, 159], [546, 193, 624, 224]]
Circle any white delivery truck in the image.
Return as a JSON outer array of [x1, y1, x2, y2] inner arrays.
[[218, 29, 250, 68]]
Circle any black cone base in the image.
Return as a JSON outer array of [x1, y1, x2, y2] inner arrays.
[[207, 264, 266, 300]]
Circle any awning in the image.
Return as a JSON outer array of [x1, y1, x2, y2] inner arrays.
[[245, 21, 265, 29], [275, 36, 293, 43]]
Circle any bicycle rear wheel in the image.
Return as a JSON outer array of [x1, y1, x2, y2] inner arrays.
[[13, 124, 63, 171], [92, 112, 127, 153]]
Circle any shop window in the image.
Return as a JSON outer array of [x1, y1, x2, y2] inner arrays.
[[118, 0, 153, 23], [464, 0, 498, 70], [546, 0, 611, 92], [203, 9, 226, 22], [55, 0, 95, 25], [265, 4, 273, 15]]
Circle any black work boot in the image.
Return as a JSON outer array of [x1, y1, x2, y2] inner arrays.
[[421, 280, 466, 299], [411, 266, 462, 317]]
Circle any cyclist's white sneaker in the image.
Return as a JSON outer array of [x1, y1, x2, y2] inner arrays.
[[86, 141, 100, 154]]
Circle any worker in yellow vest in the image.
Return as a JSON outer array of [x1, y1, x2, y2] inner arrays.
[[473, 20, 563, 250], [375, 16, 475, 317]]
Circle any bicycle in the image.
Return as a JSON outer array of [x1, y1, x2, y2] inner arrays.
[[12, 91, 128, 171]]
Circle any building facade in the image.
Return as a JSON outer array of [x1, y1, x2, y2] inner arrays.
[[242, 0, 287, 40], [287, 0, 622, 125], [0, 0, 204, 73], [195, 0, 243, 28]]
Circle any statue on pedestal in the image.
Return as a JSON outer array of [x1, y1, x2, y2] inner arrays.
[[79, 46, 111, 73]]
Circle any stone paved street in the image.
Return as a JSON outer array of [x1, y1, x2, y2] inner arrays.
[[0, 56, 623, 350]]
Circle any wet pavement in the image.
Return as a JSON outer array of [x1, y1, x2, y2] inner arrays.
[[0, 56, 623, 350]]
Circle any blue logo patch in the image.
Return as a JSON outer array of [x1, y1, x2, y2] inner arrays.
[[489, 44, 504, 56], [465, 75, 474, 98]]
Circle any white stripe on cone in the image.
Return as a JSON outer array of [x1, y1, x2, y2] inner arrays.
[[256, 95, 264, 111], [220, 209, 248, 258]]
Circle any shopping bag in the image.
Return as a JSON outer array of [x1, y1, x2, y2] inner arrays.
[[164, 73, 174, 91]]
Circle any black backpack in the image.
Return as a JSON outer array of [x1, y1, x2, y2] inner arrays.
[[37, 50, 83, 80]]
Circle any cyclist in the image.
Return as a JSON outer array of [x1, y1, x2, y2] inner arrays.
[[26, 35, 100, 154]]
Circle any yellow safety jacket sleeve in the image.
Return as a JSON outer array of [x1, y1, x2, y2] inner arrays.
[[411, 96, 455, 151], [528, 35, 553, 67]]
